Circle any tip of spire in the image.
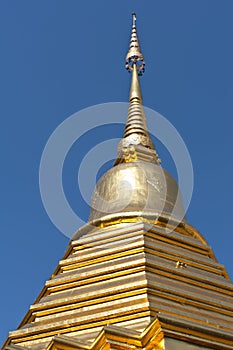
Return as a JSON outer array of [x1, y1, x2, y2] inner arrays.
[[132, 12, 136, 26], [125, 13, 145, 76]]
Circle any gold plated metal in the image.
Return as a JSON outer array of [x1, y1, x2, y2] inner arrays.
[[123, 63, 149, 141], [3, 222, 233, 349], [3, 13, 233, 350], [89, 12, 185, 226], [125, 13, 145, 75], [129, 62, 142, 103], [116, 12, 160, 164], [89, 161, 187, 223], [123, 12, 153, 151]]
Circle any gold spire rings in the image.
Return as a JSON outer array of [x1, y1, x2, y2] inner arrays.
[[125, 13, 145, 75]]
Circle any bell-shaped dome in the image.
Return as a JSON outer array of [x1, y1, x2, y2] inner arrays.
[[89, 161, 186, 224]]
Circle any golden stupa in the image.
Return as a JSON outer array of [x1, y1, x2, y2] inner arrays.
[[3, 13, 233, 350]]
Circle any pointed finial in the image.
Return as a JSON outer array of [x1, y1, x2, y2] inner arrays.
[[132, 12, 136, 26], [125, 12, 145, 76], [114, 13, 161, 166]]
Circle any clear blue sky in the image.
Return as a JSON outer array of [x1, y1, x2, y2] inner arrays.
[[1, 0, 233, 345]]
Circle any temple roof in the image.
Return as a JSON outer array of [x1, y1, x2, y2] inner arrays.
[[3, 222, 233, 349]]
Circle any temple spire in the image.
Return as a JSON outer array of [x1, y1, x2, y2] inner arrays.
[[125, 12, 145, 76], [124, 13, 148, 140], [115, 13, 160, 165], [129, 63, 142, 103]]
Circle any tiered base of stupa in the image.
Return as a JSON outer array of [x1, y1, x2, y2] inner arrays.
[[4, 221, 233, 350]]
